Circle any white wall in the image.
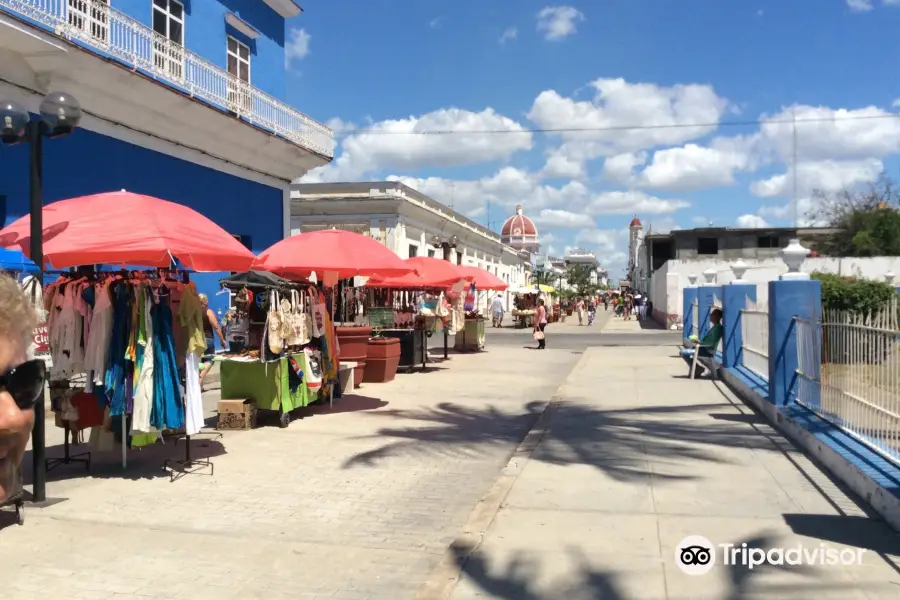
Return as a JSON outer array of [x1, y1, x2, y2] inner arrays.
[[658, 256, 900, 320]]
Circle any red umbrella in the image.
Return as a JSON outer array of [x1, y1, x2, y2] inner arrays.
[[0, 191, 256, 271], [368, 256, 470, 288], [456, 265, 509, 291], [252, 229, 415, 280]]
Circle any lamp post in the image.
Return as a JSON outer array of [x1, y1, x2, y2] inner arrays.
[[1, 92, 83, 503]]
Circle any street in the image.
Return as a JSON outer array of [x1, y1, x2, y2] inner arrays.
[[1, 314, 899, 600]]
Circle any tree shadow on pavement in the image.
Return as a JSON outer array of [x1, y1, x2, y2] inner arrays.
[[342, 400, 779, 483], [450, 531, 872, 600]]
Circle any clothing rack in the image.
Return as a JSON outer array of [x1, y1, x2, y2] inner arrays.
[[45, 423, 91, 473], [162, 270, 221, 480]]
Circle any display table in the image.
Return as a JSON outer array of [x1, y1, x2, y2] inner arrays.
[[454, 319, 485, 352], [218, 353, 313, 427], [377, 328, 427, 371]]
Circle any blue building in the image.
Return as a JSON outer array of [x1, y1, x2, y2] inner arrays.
[[0, 0, 333, 323]]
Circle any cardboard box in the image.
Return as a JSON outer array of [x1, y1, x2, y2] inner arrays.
[[216, 399, 257, 430]]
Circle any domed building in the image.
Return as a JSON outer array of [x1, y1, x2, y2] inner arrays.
[[501, 204, 540, 255]]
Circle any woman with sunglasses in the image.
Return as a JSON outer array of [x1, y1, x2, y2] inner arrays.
[[0, 273, 43, 503]]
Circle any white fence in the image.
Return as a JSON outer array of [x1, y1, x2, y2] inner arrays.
[[795, 299, 900, 466], [740, 299, 769, 378], [1, 0, 334, 157]]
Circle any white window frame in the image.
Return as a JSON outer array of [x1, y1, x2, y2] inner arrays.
[[151, 0, 185, 81], [226, 35, 252, 112], [226, 35, 251, 83]]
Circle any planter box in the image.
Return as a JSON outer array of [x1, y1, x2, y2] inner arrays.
[[336, 326, 372, 387], [363, 338, 402, 383]]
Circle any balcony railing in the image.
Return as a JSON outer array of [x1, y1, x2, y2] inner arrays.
[[1, 0, 334, 157]]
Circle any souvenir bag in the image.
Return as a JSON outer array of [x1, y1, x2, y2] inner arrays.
[[303, 348, 323, 390], [286, 290, 310, 346], [280, 292, 295, 345], [267, 290, 284, 354], [533, 330, 545, 341], [310, 292, 328, 338]]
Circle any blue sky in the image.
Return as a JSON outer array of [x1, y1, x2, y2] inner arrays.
[[282, 0, 900, 275]]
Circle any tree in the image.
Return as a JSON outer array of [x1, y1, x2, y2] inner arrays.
[[566, 264, 595, 296], [811, 175, 900, 257]]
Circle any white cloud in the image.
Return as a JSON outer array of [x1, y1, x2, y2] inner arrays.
[[533, 209, 594, 229], [541, 151, 585, 179], [299, 108, 533, 182], [847, 0, 873, 10], [575, 228, 620, 251], [735, 214, 769, 228], [758, 105, 900, 162], [430, 17, 443, 28], [749, 158, 883, 198], [499, 27, 517, 44], [602, 152, 647, 184], [628, 136, 757, 192], [587, 190, 690, 215], [536, 6, 585, 40], [527, 78, 729, 173], [285, 28, 311, 68]]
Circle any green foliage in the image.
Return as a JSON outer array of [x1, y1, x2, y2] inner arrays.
[[566, 264, 595, 296], [811, 272, 897, 315], [814, 177, 900, 257]]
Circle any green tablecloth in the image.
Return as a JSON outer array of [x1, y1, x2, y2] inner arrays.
[[218, 354, 312, 413]]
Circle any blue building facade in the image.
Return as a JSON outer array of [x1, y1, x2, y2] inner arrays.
[[0, 0, 333, 332]]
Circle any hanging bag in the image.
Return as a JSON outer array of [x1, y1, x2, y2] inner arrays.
[[310, 288, 327, 338], [267, 290, 284, 354]]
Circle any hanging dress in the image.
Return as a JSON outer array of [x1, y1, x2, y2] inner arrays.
[[150, 291, 184, 431], [84, 282, 114, 388], [106, 281, 133, 417], [178, 287, 206, 436], [132, 292, 156, 433]]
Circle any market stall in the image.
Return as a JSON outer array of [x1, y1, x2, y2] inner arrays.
[[367, 256, 471, 370], [0, 190, 256, 483], [510, 284, 555, 328], [453, 265, 509, 352], [251, 229, 416, 392], [215, 270, 337, 428]]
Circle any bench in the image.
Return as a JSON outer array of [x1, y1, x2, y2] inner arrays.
[[687, 343, 719, 380]]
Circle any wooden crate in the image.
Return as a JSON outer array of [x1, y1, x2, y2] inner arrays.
[[216, 399, 258, 430]]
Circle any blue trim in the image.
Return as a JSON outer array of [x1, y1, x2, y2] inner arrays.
[[781, 404, 900, 500]]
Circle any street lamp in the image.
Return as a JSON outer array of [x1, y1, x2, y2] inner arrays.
[[1, 92, 82, 504]]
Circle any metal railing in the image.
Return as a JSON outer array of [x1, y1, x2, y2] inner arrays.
[[795, 301, 900, 466], [1, 0, 334, 157], [740, 307, 769, 378]]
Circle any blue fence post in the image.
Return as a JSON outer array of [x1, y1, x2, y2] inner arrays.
[[767, 277, 821, 407], [697, 269, 721, 339], [723, 282, 756, 369], [683, 282, 698, 341]]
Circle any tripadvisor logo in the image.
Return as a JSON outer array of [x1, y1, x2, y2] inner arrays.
[[675, 535, 866, 575]]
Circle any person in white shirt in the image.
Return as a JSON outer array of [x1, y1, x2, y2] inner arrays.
[[490, 293, 505, 327]]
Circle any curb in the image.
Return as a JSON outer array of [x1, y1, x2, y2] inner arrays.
[[413, 349, 593, 600]]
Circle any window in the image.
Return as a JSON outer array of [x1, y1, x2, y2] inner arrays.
[[68, 0, 109, 43], [757, 235, 779, 249], [427, 248, 435, 258], [408, 244, 418, 258], [697, 237, 719, 255], [226, 36, 252, 112], [152, 0, 185, 80]]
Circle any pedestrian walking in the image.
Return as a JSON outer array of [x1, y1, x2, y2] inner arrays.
[[490, 293, 505, 328], [576, 297, 585, 325], [533, 298, 548, 349]]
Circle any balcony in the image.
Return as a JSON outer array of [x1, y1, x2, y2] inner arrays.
[[0, 0, 333, 161]]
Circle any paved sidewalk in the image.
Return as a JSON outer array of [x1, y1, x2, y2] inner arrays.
[[0, 344, 581, 600], [602, 314, 662, 333], [448, 346, 900, 599]]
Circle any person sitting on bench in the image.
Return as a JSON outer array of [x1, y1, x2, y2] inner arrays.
[[681, 308, 723, 376]]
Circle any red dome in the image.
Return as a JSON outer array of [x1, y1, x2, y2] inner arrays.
[[501, 204, 538, 237], [629, 216, 642, 228]]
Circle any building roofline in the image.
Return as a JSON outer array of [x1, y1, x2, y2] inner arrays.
[[644, 226, 839, 239]]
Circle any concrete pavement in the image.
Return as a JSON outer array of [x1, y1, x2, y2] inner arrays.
[[445, 345, 900, 599], [1, 343, 580, 600]]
